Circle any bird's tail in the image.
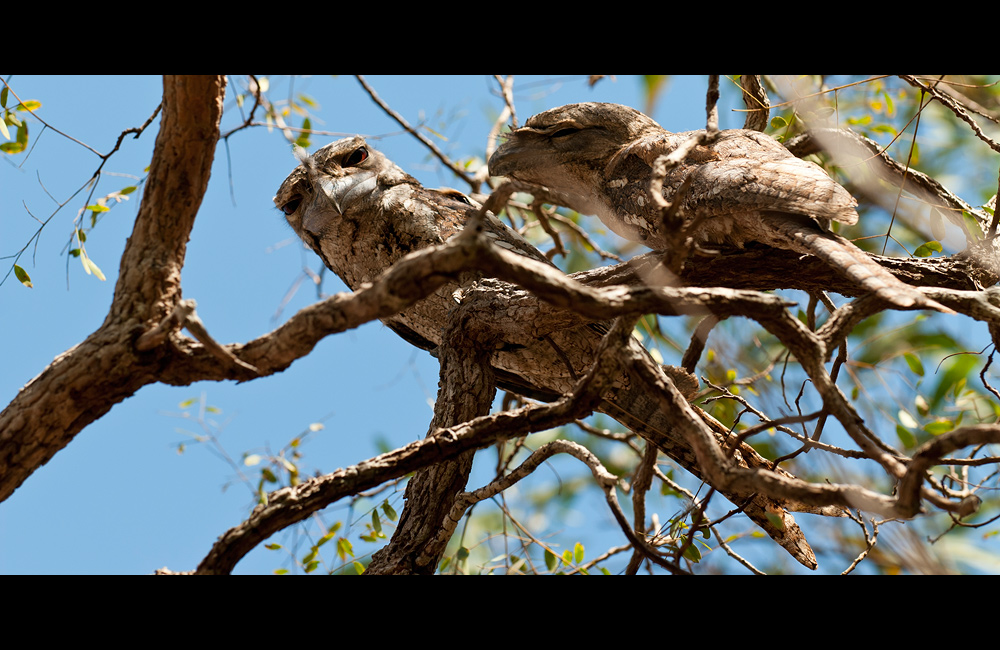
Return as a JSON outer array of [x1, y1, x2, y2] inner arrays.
[[766, 213, 953, 314]]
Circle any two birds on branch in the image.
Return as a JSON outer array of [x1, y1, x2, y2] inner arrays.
[[274, 102, 950, 570]]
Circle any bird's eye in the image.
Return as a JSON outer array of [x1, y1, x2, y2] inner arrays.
[[280, 197, 302, 215], [550, 128, 579, 138], [343, 146, 369, 167]]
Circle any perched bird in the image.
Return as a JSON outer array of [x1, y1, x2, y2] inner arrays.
[[489, 102, 950, 313], [275, 136, 827, 569]]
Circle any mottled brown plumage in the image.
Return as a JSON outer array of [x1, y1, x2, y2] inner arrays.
[[275, 136, 827, 568], [489, 102, 950, 313]]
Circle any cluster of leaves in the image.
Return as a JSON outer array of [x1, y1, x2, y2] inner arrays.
[[171, 395, 404, 575], [0, 85, 36, 155]]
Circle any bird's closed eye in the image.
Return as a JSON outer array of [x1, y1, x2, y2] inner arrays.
[[280, 197, 302, 215], [550, 128, 580, 138], [343, 146, 369, 167]]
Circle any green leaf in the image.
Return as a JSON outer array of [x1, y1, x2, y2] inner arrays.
[[336, 537, 354, 560], [682, 543, 702, 562], [352, 561, 365, 575], [765, 512, 786, 530], [381, 500, 397, 521], [924, 420, 954, 435], [573, 542, 585, 564], [0, 86, 7, 108], [16, 100, 40, 111], [545, 548, 558, 571], [304, 560, 319, 573], [13, 264, 32, 288], [769, 115, 788, 129], [913, 241, 943, 258], [896, 424, 915, 448], [903, 352, 925, 376], [294, 117, 312, 149], [265, 543, 282, 550], [371, 509, 382, 534], [0, 140, 24, 154], [962, 211, 984, 240]]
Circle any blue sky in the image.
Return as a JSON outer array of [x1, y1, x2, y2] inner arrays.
[[3, 75, 994, 575]]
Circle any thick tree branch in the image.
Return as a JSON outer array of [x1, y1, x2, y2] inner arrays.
[[0, 75, 227, 503]]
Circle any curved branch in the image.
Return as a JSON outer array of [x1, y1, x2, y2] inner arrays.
[[0, 76, 226, 503]]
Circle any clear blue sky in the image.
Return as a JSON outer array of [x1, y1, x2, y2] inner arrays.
[[2, 75, 747, 574], [4, 75, 993, 575]]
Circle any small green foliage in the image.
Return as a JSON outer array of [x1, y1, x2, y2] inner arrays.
[[924, 420, 954, 435], [913, 241, 943, 258], [13, 264, 32, 288], [963, 211, 984, 240], [336, 537, 354, 561], [896, 424, 916, 448], [381, 500, 397, 521], [903, 352, 925, 376], [682, 543, 702, 562], [295, 117, 312, 149]]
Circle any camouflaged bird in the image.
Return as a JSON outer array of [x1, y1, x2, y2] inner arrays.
[[489, 102, 950, 314], [274, 135, 827, 569]]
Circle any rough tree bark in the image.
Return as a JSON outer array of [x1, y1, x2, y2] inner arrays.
[[0, 75, 227, 502]]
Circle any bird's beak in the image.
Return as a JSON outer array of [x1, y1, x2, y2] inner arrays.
[[488, 130, 533, 179], [318, 170, 378, 215], [302, 170, 378, 237]]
